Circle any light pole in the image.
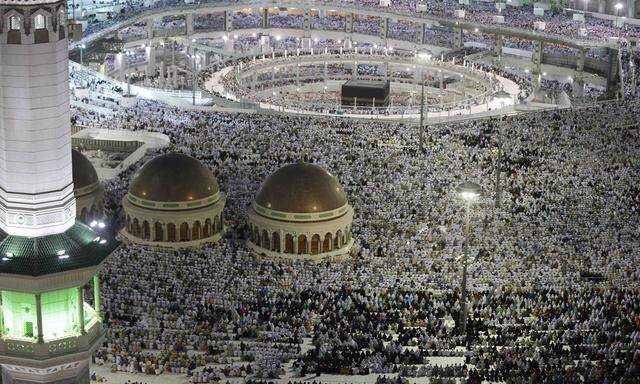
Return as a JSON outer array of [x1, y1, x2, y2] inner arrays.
[[492, 91, 511, 209], [191, 49, 197, 106], [615, 3, 623, 35], [455, 181, 481, 337], [417, 51, 431, 151]]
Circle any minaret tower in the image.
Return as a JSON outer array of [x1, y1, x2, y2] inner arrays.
[[0, 1, 118, 383]]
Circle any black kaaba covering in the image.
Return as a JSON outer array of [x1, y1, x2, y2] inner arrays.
[[341, 80, 390, 107]]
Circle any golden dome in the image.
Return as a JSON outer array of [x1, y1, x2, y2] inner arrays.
[[72, 149, 99, 192], [255, 162, 347, 213], [129, 153, 219, 202]]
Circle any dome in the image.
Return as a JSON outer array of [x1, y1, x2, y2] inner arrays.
[[255, 162, 347, 213], [72, 149, 99, 190], [129, 153, 219, 202]]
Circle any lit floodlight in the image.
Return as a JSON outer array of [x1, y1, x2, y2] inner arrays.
[[456, 182, 482, 202], [98, 222, 106, 229], [56, 250, 66, 256]]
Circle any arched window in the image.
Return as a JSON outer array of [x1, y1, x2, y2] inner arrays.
[[167, 223, 176, 242], [310, 234, 320, 255], [217, 215, 223, 232], [297, 235, 307, 255], [142, 221, 150, 240], [34, 14, 46, 29], [285, 234, 294, 253], [323, 233, 332, 253], [272, 232, 280, 252], [154, 222, 164, 241], [8, 16, 21, 31], [203, 219, 211, 238], [253, 227, 260, 244], [180, 222, 189, 241], [192, 221, 201, 240], [261, 229, 270, 249], [132, 218, 140, 237]]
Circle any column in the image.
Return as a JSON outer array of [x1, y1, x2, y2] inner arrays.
[[159, 61, 166, 87], [439, 69, 444, 89], [494, 34, 503, 57], [225, 10, 233, 32], [78, 287, 86, 335], [292, 235, 298, 253], [146, 44, 156, 77], [262, 8, 269, 28], [35, 294, 43, 343], [628, 0, 635, 18], [146, 17, 154, 39], [572, 70, 584, 97], [379, 17, 388, 39], [454, 27, 463, 48], [606, 46, 619, 96], [345, 12, 353, 33], [598, 0, 605, 14], [303, 9, 311, 31], [418, 23, 426, 44], [279, 232, 285, 252], [225, 35, 234, 53], [93, 273, 101, 319], [116, 52, 125, 81], [186, 13, 194, 35], [324, 61, 328, 82], [532, 40, 543, 98]]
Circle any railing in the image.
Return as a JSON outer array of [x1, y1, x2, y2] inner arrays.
[[0, 319, 103, 360], [72, 0, 611, 53]]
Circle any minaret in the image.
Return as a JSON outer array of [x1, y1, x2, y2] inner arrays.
[[0, 1, 118, 383]]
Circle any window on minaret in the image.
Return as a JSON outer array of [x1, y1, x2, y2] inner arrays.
[[34, 14, 46, 30], [8, 16, 21, 31]]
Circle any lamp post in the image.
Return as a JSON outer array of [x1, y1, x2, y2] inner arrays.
[[417, 51, 432, 151], [191, 48, 197, 106], [455, 181, 482, 337], [492, 91, 512, 209], [615, 3, 623, 35]]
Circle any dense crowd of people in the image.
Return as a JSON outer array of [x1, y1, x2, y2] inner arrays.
[[68, 1, 640, 383], [70, 83, 640, 382]]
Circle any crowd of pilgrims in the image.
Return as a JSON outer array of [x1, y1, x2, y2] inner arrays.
[[66, 1, 640, 382], [69, 85, 640, 382], [81, 0, 640, 46]]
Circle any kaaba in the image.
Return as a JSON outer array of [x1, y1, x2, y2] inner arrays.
[[341, 80, 390, 107]]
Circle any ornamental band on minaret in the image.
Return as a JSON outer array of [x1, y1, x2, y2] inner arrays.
[[0, 1, 118, 383]]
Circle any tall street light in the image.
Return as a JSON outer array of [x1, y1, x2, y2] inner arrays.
[[455, 181, 482, 337], [615, 3, 623, 36], [492, 90, 512, 209], [417, 51, 431, 151]]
